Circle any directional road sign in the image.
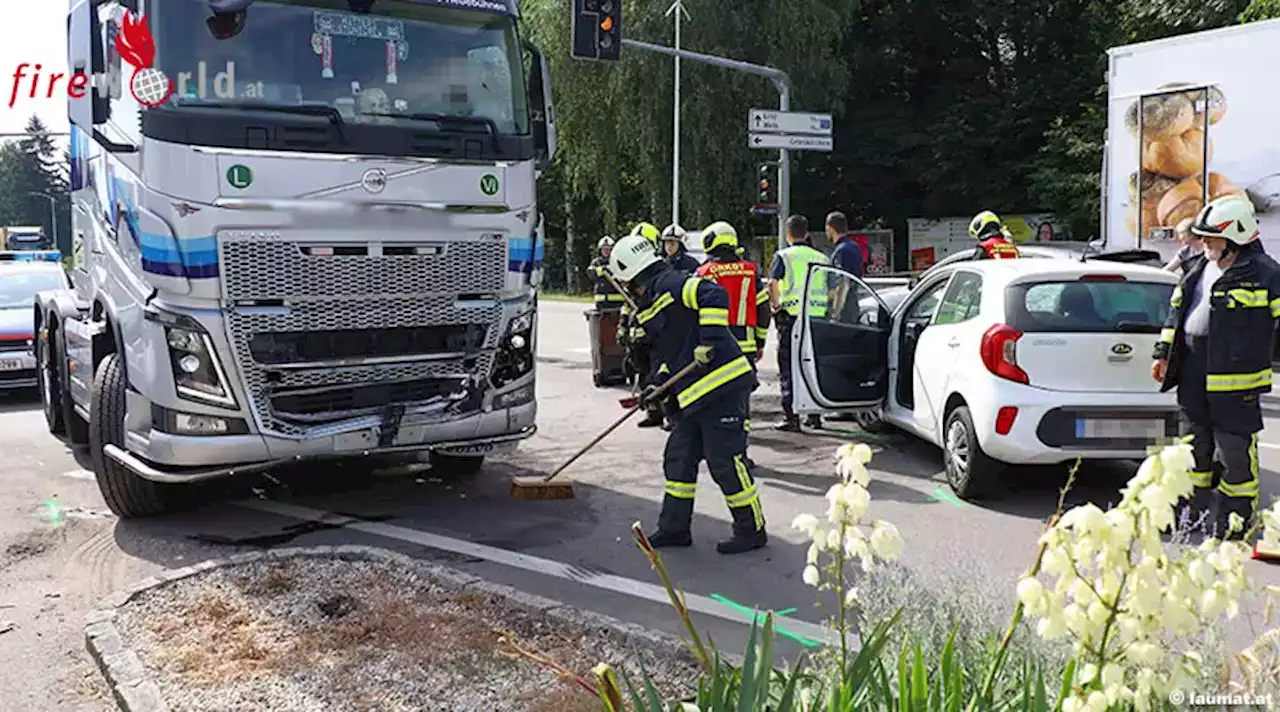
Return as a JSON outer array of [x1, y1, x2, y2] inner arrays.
[[748, 109, 832, 136], [748, 133, 832, 152]]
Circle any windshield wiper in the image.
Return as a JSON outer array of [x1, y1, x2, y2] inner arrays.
[[361, 112, 498, 138], [173, 99, 347, 142], [1116, 321, 1161, 334]]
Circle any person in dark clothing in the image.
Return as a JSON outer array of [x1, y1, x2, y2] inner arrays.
[[607, 234, 767, 554], [768, 215, 828, 431], [586, 236, 626, 308], [825, 211, 865, 277], [621, 222, 666, 428], [1153, 195, 1279, 540], [660, 224, 701, 273]]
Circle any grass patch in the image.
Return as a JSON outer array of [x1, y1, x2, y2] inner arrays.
[[538, 290, 593, 303]]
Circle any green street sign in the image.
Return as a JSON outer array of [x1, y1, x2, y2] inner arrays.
[[226, 164, 253, 189], [479, 173, 500, 196]]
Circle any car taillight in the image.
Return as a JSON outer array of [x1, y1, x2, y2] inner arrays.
[[980, 324, 1029, 384], [1078, 274, 1126, 281]]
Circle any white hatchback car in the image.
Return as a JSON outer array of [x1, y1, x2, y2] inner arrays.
[[789, 258, 1181, 499]]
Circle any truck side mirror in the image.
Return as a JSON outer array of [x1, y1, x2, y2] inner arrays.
[[89, 6, 110, 125], [527, 46, 556, 171]]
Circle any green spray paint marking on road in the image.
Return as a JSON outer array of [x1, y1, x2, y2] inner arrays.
[[929, 487, 966, 507], [709, 593, 819, 648], [775, 607, 797, 616]]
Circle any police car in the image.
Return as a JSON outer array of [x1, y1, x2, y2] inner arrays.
[[0, 254, 69, 390], [791, 257, 1180, 500]]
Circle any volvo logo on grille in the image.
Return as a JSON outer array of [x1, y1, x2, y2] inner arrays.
[[1111, 343, 1133, 355], [361, 168, 388, 194]]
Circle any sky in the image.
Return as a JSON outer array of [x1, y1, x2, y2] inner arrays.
[[0, 3, 70, 137]]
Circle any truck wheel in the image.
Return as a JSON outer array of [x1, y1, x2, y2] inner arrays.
[[429, 452, 485, 476], [56, 330, 89, 444], [943, 405, 1002, 501], [89, 353, 173, 518], [37, 328, 65, 434]]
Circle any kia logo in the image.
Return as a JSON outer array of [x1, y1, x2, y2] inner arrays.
[[1111, 343, 1133, 355]]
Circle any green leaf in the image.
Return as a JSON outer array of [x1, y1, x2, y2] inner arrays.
[[1053, 659, 1077, 712], [911, 641, 927, 709]]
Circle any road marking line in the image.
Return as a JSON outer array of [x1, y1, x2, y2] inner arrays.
[[237, 499, 838, 645]]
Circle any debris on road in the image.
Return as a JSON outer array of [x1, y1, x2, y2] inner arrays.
[[0, 621, 14, 635], [110, 552, 697, 712]]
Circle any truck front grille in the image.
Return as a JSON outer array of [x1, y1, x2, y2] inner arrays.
[[220, 238, 506, 301], [226, 297, 501, 436]]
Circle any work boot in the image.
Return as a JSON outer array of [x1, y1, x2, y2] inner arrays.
[[804, 415, 823, 430], [646, 529, 693, 548], [1175, 485, 1216, 536], [774, 417, 801, 433], [717, 529, 767, 555], [661, 419, 674, 432], [637, 408, 664, 428]]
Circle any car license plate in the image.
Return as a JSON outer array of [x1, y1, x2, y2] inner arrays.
[[0, 357, 29, 372], [1075, 418, 1165, 439]]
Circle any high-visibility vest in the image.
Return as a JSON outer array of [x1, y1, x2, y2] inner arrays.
[[776, 244, 829, 317], [696, 260, 759, 327], [979, 237, 1020, 259]]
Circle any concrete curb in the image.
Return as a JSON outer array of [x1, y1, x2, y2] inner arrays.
[[86, 545, 697, 712]]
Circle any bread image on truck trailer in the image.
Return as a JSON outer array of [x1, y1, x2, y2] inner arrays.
[[1103, 18, 1280, 262]]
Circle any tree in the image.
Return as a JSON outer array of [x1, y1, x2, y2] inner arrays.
[[0, 115, 69, 251], [1241, 0, 1280, 21]]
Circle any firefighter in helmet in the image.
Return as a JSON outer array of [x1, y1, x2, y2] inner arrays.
[[969, 211, 1020, 259], [661, 224, 701, 273], [586, 236, 626, 308]]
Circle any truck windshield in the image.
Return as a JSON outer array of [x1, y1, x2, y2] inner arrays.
[[151, 0, 528, 135]]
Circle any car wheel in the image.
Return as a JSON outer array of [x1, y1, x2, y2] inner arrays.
[[38, 329, 65, 434], [429, 452, 485, 476], [56, 329, 89, 444], [89, 353, 176, 518], [943, 405, 1001, 500]]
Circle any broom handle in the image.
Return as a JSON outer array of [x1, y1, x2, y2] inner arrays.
[[542, 360, 700, 482], [601, 270, 640, 312]]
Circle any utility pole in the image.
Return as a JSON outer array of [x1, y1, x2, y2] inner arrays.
[[665, 0, 690, 229], [621, 38, 792, 248]]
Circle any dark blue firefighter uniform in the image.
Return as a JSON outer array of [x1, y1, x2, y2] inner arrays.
[[1155, 242, 1280, 536], [630, 262, 766, 553]]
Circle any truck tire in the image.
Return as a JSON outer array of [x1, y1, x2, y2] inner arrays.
[[943, 405, 1002, 501], [37, 327, 64, 434], [89, 353, 173, 518], [429, 451, 485, 476], [57, 329, 89, 444]]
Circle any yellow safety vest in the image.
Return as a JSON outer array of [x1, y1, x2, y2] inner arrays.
[[777, 244, 830, 317]]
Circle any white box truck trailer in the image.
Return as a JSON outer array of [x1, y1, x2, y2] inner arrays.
[[1103, 19, 1280, 261]]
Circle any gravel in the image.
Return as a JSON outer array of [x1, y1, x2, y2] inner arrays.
[[112, 556, 699, 712]]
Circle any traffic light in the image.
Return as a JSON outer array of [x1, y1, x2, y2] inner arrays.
[[571, 0, 622, 61], [757, 162, 778, 207]]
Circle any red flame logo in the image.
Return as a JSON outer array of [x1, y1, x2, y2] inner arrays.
[[116, 11, 156, 69]]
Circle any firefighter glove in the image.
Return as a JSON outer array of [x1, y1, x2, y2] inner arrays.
[[638, 384, 660, 408], [694, 345, 714, 365], [630, 326, 646, 342]]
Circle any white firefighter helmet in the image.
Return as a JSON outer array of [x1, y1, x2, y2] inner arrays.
[[1192, 194, 1260, 245], [608, 235, 663, 282], [597, 235, 615, 252]]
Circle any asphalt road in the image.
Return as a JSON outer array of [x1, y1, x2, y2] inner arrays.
[[4, 296, 1280, 709]]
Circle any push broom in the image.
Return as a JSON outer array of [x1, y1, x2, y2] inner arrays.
[[510, 361, 699, 500]]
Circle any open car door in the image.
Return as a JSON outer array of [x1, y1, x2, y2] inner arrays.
[[791, 263, 891, 418]]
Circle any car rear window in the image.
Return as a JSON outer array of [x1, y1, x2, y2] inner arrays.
[[1005, 279, 1174, 333]]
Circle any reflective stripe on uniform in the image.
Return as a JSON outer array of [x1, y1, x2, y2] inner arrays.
[[594, 293, 625, 303], [1159, 328, 1175, 345], [664, 481, 696, 499], [1206, 369, 1272, 392], [676, 355, 752, 409], [699, 307, 729, 326], [681, 278, 701, 309], [738, 337, 757, 353], [1227, 288, 1269, 308], [1189, 470, 1213, 488], [1170, 286, 1183, 308], [730, 455, 764, 528], [754, 326, 769, 339], [756, 288, 770, 305], [1271, 296, 1280, 318], [636, 293, 673, 324], [777, 246, 828, 317]]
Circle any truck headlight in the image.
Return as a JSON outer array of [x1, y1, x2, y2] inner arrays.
[[492, 305, 535, 388], [146, 308, 236, 408]]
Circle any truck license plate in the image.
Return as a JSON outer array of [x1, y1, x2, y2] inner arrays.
[[0, 358, 29, 371], [1076, 418, 1164, 439]]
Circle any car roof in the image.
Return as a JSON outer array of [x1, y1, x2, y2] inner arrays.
[[0, 262, 67, 277], [944, 257, 1178, 284]]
